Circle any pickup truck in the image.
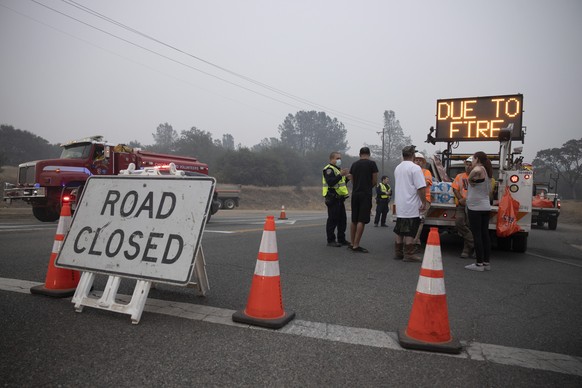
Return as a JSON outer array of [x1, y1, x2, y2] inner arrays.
[[531, 182, 560, 230]]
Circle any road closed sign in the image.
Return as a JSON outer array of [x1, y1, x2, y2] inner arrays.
[[56, 175, 215, 285]]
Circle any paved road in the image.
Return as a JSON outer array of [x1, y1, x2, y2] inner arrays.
[[1, 209, 581, 387]]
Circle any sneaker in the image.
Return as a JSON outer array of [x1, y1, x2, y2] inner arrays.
[[373, 224, 378, 227], [465, 263, 484, 272], [339, 240, 351, 246], [327, 242, 341, 247], [483, 263, 491, 271], [380, 224, 388, 227]]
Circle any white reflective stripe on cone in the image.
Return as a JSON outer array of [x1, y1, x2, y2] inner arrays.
[[254, 260, 280, 277], [422, 245, 443, 271], [259, 231, 278, 253], [52, 240, 63, 254], [416, 276, 446, 295], [56, 217, 71, 235]]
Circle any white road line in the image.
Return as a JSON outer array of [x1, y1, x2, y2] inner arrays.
[[1, 277, 581, 377], [528, 252, 582, 268]]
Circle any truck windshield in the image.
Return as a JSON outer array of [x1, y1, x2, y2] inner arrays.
[[60, 143, 92, 159]]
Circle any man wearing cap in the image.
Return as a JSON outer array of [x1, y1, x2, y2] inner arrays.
[[452, 157, 475, 258], [373, 176, 392, 227], [393, 145, 428, 262]]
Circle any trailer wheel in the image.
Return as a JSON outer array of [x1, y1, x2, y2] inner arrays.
[[32, 206, 60, 222], [216, 199, 223, 209], [548, 218, 558, 230], [224, 198, 236, 210]]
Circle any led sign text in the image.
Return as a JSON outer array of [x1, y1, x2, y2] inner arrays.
[[435, 94, 523, 142]]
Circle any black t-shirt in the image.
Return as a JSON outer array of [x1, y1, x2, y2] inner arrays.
[[349, 159, 379, 194]]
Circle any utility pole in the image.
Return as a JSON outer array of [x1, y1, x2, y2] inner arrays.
[[377, 128, 385, 176]]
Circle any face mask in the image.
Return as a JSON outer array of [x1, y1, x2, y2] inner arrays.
[[336, 159, 342, 167]]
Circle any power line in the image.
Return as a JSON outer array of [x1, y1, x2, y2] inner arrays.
[[28, 0, 381, 132], [60, 0, 381, 129]]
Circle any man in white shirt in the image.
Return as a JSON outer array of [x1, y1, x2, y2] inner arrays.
[[393, 145, 428, 262]]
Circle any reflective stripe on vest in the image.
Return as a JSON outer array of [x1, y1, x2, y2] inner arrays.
[[322, 164, 348, 197], [379, 183, 389, 199]]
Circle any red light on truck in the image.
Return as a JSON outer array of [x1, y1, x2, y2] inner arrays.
[[524, 174, 531, 180], [510, 175, 519, 183], [62, 195, 71, 202]]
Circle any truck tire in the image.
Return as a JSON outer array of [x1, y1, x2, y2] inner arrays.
[[216, 199, 223, 209], [224, 198, 236, 210], [536, 219, 544, 228], [32, 206, 60, 222], [548, 218, 558, 230], [512, 235, 528, 253], [496, 235, 511, 251]]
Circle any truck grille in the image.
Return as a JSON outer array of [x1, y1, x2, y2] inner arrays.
[[18, 165, 36, 185]]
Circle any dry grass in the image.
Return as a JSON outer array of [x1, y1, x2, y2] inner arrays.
[[3, 165, 581, 222]]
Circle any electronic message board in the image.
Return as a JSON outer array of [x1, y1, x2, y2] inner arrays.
[[435, 94, 523, 142]]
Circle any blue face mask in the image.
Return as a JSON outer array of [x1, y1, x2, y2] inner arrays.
[[336, 159, 342, 167]]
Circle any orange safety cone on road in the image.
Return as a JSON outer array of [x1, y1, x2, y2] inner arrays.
[[278, 205, 288, 220], [30, 203, 80, 297], [398, 227, 462, 354], [232, 215, 295, 329]]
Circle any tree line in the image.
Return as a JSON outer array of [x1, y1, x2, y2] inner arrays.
[[3, 118, 580, 198], [1, 110, 411, 187]]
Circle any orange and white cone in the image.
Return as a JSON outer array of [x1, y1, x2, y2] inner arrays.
[[398, 227, 462, 354], [30, 203, 80, 297], [232, 215, 295, 329], [278, 205, 288, 220]]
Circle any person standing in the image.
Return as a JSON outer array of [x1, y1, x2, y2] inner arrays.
[[393, 145, 427, 262], [323, 151, 351, 247], [412, 152, 433, 250], [373, 176, 392, 227], [452, 157, 474, 258], [465, 152, 493, 272], [348, 147, 378, 253]]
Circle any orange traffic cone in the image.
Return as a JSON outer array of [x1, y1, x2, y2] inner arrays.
[[278, 205, 288, 220], [398, 227, 462, 354], [30, 203, 80, 297], [232, 215, 295, 329]]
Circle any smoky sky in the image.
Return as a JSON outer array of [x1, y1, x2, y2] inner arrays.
[[1, 0, 580, 162]]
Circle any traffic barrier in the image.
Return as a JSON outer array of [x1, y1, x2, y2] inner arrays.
[[30, 203, 80, 297], [278, 205, 288, 220], [232, 215, 295, 329], [398, 227, 462, 354]]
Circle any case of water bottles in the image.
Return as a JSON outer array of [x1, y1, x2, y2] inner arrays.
[[431, 181, 455, 204]]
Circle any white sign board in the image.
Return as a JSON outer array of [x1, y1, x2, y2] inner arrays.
[[56, 175, 215, 285]]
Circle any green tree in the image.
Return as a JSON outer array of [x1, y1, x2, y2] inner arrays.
[[222, 134, 235, 150], [174, 127, 220, 166], [533, 138, 582, 199], [278, 111, 348, 155], [0, 125, 60, 165], [151, 123, 177, 153]]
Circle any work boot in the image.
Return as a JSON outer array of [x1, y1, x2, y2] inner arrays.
[[460, 242, 474, 258], [393, 243, 404, 260], [403, 244, 422, 262]]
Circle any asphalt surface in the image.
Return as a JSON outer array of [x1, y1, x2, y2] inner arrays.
[[1, 209, 582, 387]]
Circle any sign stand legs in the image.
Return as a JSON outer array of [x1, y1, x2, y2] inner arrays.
[[71, 245, 208, 324]]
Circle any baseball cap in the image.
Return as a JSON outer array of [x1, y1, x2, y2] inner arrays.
[[414, 152, 425, 159], [465, 156, 473, 163]]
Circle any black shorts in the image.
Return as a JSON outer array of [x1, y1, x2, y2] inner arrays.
[[393, 217, 421, 237], [351, 192, 373, 224]]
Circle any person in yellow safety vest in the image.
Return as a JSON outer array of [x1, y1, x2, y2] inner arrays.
[[373, 175, 392, 227], [323, 151, 351, 247], [413, 152, 433, 250], [452, 157, 475, 258]]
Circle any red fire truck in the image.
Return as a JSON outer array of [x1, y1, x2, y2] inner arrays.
[[3, 135, 220, 222]]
